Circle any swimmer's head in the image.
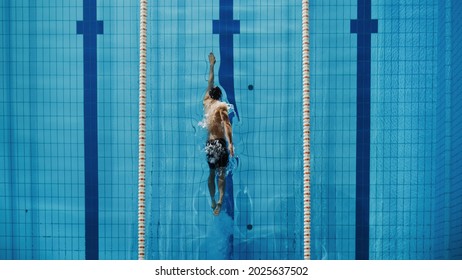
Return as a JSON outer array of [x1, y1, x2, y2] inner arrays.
[[209, 86, 222, 100]]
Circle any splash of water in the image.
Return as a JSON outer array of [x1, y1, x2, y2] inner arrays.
[[226, 156, 238, 176], [198, 113, 209, 129], [198, 102, 235, 129], [227, 103, 235, 116]]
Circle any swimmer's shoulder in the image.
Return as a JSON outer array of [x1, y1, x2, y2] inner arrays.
[[203, 94, 212, 106], [217, 102, 229, 111]]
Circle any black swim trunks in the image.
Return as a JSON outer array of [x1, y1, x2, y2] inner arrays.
[[205, 138, 229, 169]]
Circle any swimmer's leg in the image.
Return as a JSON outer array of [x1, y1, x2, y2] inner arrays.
[[208, 168, 217, 209], [214, 167, 226, 216], [213, 203, 222, 216]]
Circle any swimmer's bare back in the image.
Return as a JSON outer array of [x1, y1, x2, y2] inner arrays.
[[204, 102, 228, 140], [203, 52, 234, 157]]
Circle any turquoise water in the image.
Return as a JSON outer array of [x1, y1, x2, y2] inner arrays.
[[1, 0, 461, 260]]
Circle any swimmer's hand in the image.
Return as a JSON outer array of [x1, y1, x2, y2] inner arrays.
[[229, 143, 235, 157], [209, 52, 216, 65]]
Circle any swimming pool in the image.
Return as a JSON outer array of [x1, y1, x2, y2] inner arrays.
[[1, 0, 461, 260]]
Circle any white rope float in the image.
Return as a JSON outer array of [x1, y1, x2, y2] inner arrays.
[[302, 0, 311, 260], [138, 0, 148, 260]]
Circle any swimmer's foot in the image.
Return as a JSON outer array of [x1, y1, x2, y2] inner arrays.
[[213, 203, 222, 216], [211, 200, 217, 210]]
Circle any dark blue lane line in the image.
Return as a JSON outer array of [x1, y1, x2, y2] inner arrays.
[[213, 0, 240, 122], [350, 0, 378, 260], [77, 0, 103, 260], [213, 0, 240, 259]]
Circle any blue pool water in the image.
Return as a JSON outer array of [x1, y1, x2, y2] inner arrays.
[[1, 0, 462, 260]]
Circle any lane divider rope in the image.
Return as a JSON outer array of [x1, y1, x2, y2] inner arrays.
[[302, 0, 311, 260], [138, 0, 148, 260]]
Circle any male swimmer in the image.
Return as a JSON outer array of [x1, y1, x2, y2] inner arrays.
[[203, 52, 234, 216]]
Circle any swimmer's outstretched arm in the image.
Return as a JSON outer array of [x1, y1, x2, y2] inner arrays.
[[208, 52, 216, 88], [208, 52, 216, 85], [204, 52, 216, 102]]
